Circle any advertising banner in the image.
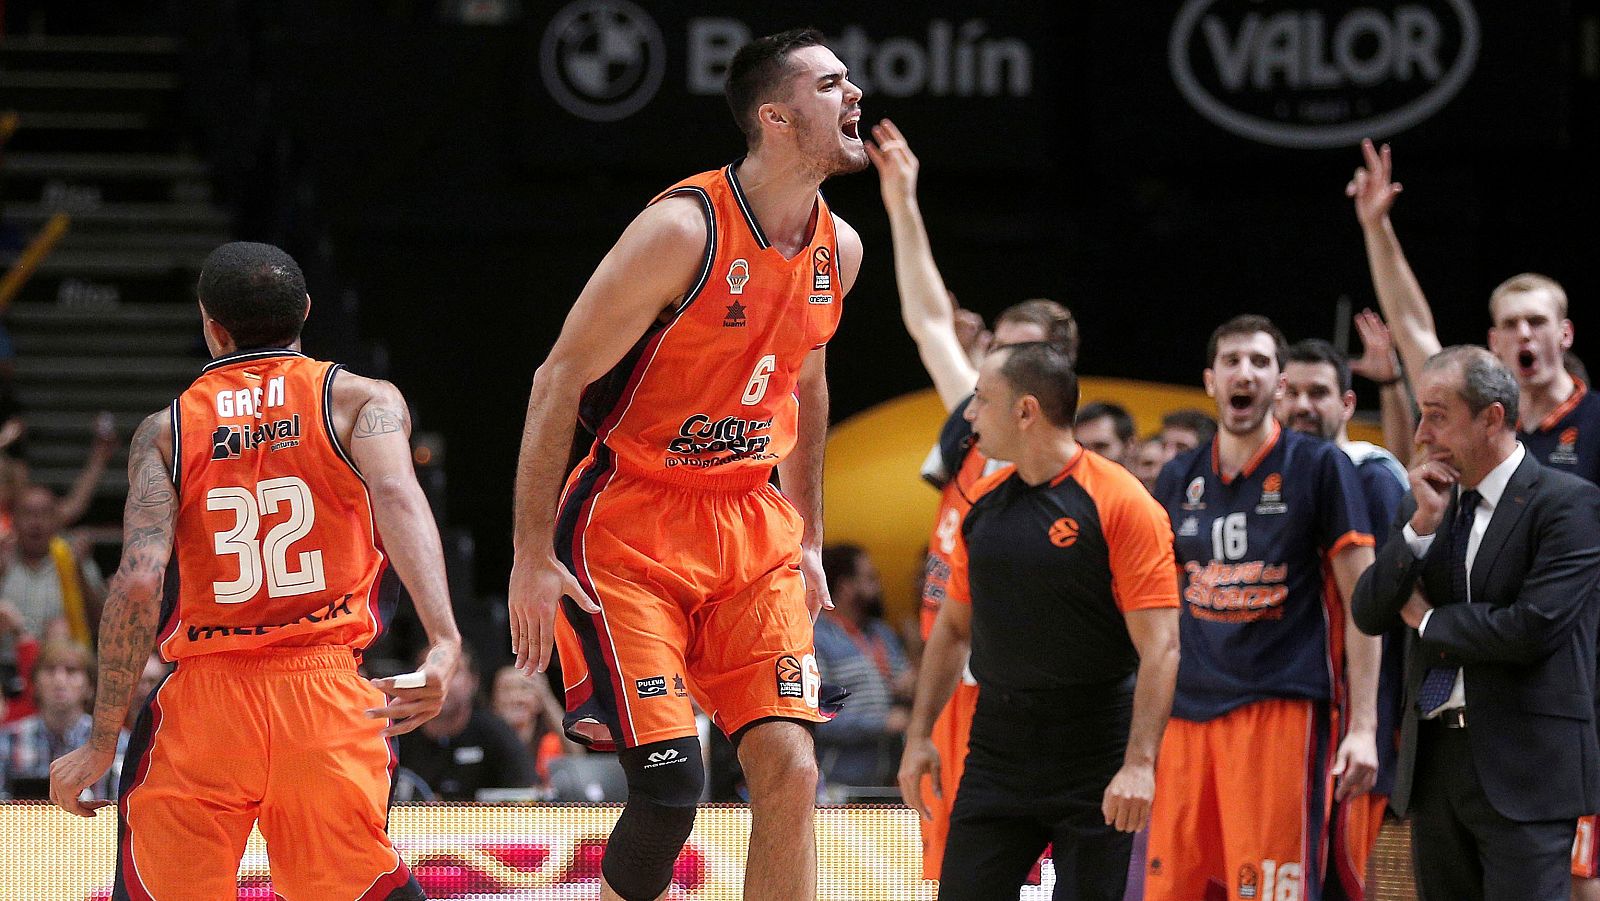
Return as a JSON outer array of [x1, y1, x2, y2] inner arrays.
[[0, 803, 938, 900]]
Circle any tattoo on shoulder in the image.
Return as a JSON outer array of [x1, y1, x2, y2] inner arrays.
[[354, 405, 406, 439], [128, 416, 175, 508]]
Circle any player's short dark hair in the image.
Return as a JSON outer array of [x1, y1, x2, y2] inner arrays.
[[1424, 346, 1520, 428], [821, 543, 867, 594], [724, 28, 825, 148], [1286, 338, 1352, 394], [1161, 409, 1217, 444], [997, 341, 1080, 428], [1076, 401, 1135, 443], [996, 299, 1079, 365], [197, 242, 308, 349], [1206, 314, 1286, 370]]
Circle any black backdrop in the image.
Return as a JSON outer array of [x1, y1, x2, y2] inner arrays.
[[176, 0, 1600, 593]]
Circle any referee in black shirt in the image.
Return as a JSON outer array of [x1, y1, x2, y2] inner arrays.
[[899, 342, 1181, 901]]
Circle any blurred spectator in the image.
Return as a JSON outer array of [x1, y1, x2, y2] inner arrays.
[[1076, 401, 1137, 469], [1159, 409, 1216, 459], [0, 485, 107, 646], [396, 645, 535, 800], [0, 413, 117, 535], [489, 665, 573, 785], [0, 599, 40, 723], [126, 655, 171, 731], [814, 543, 912, 790], [0, 639, 112, 799], [1133, 435, 1166, 493]]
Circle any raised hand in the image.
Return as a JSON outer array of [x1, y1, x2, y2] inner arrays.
[[1349, 308, 1401, 384], [1345, 139, 1403, 230], [865, 119, 920, 206]]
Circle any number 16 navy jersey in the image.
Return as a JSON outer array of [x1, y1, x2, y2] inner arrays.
[[1154, 422, 1374, 722]]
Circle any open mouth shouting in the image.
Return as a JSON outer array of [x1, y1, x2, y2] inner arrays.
[[840, 110, 862, 142]]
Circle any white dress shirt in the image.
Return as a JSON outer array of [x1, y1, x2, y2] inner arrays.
[[1403, 442, 1526, 715]]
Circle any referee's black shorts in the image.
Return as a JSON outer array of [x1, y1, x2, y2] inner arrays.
[[939, 679, 1134, 901]]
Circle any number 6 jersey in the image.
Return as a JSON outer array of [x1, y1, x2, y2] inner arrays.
[[162, 349, 396, 660]]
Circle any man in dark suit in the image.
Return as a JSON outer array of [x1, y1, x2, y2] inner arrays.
[[1354, 345, 1600, 901]]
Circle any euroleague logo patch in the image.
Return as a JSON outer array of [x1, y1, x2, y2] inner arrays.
[[811, 246, 832, 291], [1048, 516, 1080, 548], [776, 655, 805, 699]]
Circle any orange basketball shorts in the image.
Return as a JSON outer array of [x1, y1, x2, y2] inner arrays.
[[115, 646, 413, 901], [920, 678, 979, 880], [1145, 698, 1332, 901], [553, 458, 825, 751]]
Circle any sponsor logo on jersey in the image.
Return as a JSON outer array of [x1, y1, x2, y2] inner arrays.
[[1255, 471, 1288, 514], [673, 674, 688, 697], [1178, 515, 1200, 537], [808, 294, 833, 305], [726, 258, 750, 295], [666, 413, 774, 463], [812, 246, 832, 291], [1552, 426, 1581, 466], [635, 675, 668, 698], [1048, 516, 1080, 548], [184, 595, 354, 643], [723, 299, 748, 328], [776, 655, 805, 699], [211, 414, 302, 461], [1183, 476, 1207, 510], [1183, 559, 1290, 622]]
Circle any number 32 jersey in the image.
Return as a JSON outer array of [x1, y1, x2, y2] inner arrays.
[[1155, 423, 1373, 722], [163, 349, 397, 660]]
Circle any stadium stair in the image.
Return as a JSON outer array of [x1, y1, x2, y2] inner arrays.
[[1, 33, 223, 523]]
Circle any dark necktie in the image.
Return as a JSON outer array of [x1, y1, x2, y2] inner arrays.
[[1417, 489, 1480, 713]]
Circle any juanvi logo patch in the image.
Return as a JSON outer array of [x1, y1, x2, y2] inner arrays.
[[1169, 0, 1479, 149]]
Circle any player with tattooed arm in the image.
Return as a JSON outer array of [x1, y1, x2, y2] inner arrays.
[[48, 242, 462, 901]]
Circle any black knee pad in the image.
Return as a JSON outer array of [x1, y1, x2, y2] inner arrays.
[[602, 737, 705, 901]]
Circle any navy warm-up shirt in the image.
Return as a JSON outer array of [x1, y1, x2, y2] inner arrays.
[[1156, 423, 1374, 722], [1521, 379, 1600, 484]]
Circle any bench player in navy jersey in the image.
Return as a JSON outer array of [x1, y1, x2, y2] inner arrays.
[[1280, 338, 1409, 901], [1347, 139, 1600, 895], [1145, 316, 1379, 901]]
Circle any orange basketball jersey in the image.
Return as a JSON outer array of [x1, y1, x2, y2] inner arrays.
[[162, 349, 394, 660], [576, 163, 843, 487]]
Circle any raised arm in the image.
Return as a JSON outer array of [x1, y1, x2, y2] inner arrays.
[[1350, 309, 1417, 465], [1348, 139, 1441, 382], [333, 375, 463, 736], [508, 196, 708, 674], [48, 411, 176, 816], [57, 412, 119, 528], [867, 119, 978, 410]]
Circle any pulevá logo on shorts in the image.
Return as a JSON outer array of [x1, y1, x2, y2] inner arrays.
[[776, 655, 804, 699], [635, 676, 668, 698]]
